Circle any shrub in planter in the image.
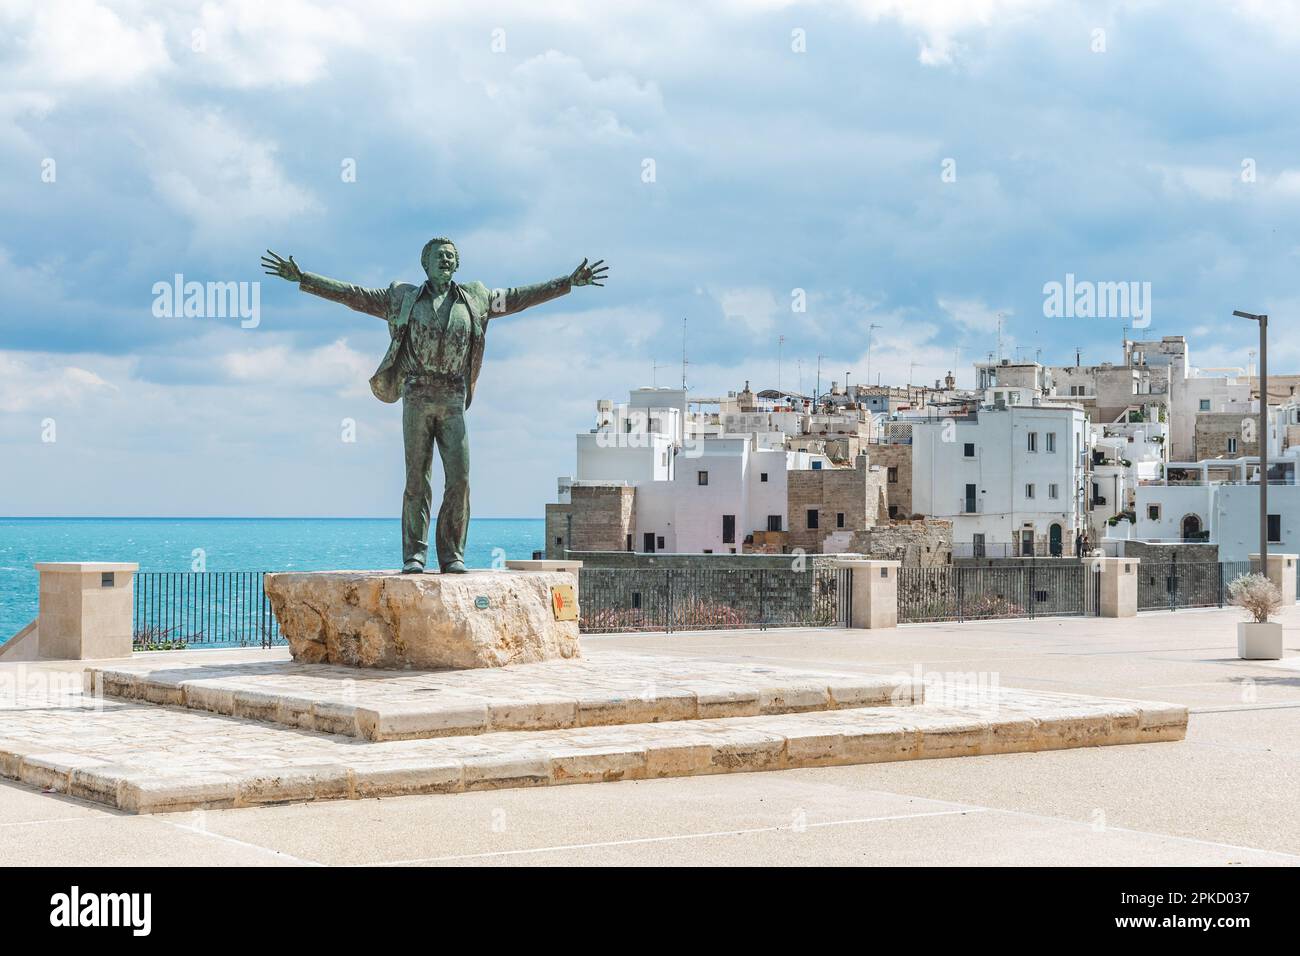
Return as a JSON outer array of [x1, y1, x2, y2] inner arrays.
[[1227, 573, 1284, 660]]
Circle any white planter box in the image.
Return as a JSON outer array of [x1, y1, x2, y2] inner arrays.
[[1237, 622, 1283, 660]]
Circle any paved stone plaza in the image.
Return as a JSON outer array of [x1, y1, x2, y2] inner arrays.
[[1, 606, 1297, 866]]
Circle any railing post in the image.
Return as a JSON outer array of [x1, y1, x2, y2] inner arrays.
[[1249, 553, 1299, 605], [666, 569, 673, 634], [1029, 559, 1036, 620], [828, 559, 899, 629], [1096, 557, 1139, 618], [32, 562, 138, 660]]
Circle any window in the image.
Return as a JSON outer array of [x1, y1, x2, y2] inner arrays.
[[887, 467, 898, 483], [1025, 483, 1035, 499], [1148, 504, 1161, 520], [760, 472, 768, 482], [697, 470, 708, 486], [807, 509, 819, 529], [964, 483, 977, 513], [836, 512, 845, 528], [555, 536, 563, 546], [811, 460, 823, 470], [657, 535, 665, 550], [767, 515, 782, 532], [722, 515, 736, 544], [972, 532, 986, 557], [1227, 437, 1238, 454], [1046, 432, 1056, 453], [1268, 514, 1282, 543], [1027, 431, 1038, 452], [963, 442, 975, 457], [1199, 399, 1211, 411], [1049, 483, 1058, 499], [888, 505, 899, 518]]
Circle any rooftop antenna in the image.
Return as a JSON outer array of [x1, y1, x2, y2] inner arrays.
[[1075, 346, 1082, 368], [652, 359, 671, 387], [778, 335, 785, 392], [815, 353, 825, 407], [996, 312, 1006, 362], [681, 316, 688, 390]]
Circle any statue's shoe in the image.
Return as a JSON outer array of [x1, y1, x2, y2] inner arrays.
[[401, 560, 425, 574], [441, 561, 467, 574]]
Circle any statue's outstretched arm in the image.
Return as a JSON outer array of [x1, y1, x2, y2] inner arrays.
[[490, 258, 609, 318], [261, 250, 390, 319]]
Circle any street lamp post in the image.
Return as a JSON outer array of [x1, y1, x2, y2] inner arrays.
[[1233, 310, 1269, 569]]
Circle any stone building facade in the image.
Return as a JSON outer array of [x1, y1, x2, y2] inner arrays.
[[544, 485, 635, 558], [865, 444, 913, 517], [848, 519, 952, 567], [1193, 413, 1258, 461], [785, 455, 888, 553]]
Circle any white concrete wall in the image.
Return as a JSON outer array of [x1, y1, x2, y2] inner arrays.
[[913, 404, 1085, 547], [1132, 484, 1215, 541], [1213, 484, 1300, 561], [576, 432, 674, 483]]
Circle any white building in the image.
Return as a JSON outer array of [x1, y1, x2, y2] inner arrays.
[[1086, 418, 1168, 538], [555, 386, 829, 553], [911, 398, 1089, 555], [1132, 451, 1300, 559], [1125, 336, 1251, 460]]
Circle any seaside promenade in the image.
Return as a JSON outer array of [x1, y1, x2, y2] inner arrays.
[[2, 605, 1296, 867]]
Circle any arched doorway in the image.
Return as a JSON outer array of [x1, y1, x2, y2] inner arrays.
[[1049, 524, 1063, 557], [1181, 514, 1202, 541]]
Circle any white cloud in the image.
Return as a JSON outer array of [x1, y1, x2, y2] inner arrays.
[[220, 338, 373, 396], [147, 109, 321, 241], [187, 0, 366, 88], [0, 351, 117, 413], [3, 0, 172, 88], [938, 297, 1010, 334]]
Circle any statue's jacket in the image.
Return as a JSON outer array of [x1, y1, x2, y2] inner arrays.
[[298, 272, 572, 408]]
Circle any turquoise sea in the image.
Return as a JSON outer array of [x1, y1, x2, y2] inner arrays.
[[0, 517, 544, 643]]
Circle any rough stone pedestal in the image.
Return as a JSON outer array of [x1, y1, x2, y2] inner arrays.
[[264, 570, 581, 670]]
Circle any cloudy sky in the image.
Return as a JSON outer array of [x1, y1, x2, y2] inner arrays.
[[2, 0, 1299, 517]]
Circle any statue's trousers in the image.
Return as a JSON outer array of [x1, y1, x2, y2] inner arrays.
[[401, 379, 470, 569]]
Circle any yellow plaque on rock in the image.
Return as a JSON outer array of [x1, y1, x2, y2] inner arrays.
[[551, 584, 578, 621]]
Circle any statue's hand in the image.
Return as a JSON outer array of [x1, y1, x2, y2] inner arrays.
[[261, 249, 303, 283], [569, 257, 609, 288]]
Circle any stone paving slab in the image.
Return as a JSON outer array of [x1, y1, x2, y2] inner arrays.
[[84, 653, 922, 740], [0, 684, 1187, 814]]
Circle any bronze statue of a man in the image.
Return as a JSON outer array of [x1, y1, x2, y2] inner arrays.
[[261, 241, 608, 574]]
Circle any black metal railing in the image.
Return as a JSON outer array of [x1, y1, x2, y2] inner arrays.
[[578, 567, 851, 633], [133, 571, 282, 648], [953, 540, 1083, 559], [1137, 559, 1258, 612], [898, 563, 1100, 623]]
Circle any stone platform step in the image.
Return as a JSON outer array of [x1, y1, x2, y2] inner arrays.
[[84, 654, 922, 741], [0, 684, 1186, 814]]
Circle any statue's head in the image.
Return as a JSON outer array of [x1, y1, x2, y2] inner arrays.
[[421, 237, 459, 284]]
